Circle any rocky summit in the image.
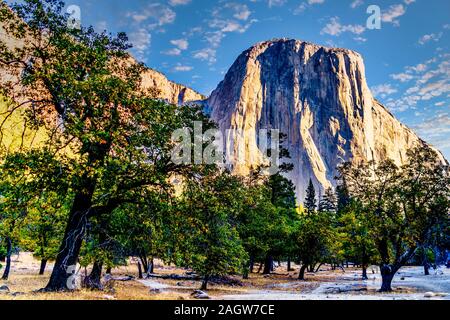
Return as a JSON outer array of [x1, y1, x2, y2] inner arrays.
[[204, 39, 446, 201]]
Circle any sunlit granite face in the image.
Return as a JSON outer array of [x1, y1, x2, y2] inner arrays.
[[205, 38, 446, 201]]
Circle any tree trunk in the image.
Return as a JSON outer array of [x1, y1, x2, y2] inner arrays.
[[83, 261, 103, 290], [45, 190, 94, 291], [262, 255, 273, 275], [287, 257, 293, 272], [423, 251, 430, 275], [39, 259, 48, 275], [314, 263, 323, 273], [249, 256, 254, 273], [424, 263, 430, 276], [148, 257, 154, 274], [362, 265, 368, 280], [1, 237, 12, 280], [308, 264, 315, 273], [379, 265, 395, 292], [137, 261, 143, 279], [257, 262, 263, 273], [298, 265, 307, 280], [201, 275, 209, 290], [106, 267, 112, 274]]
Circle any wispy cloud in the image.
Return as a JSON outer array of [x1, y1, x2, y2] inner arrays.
[[268, 0, 287, 8], [127, 3, 176, 28], [381, 4, 406, 26], [171, 39, 189, 50], [350, 0, 364, 9], [192, 3, 257, 65], [418, 32, 443, 45], [161, 48, 181, 56], [413, 113, 450, 150], [129, 29, 152, 60], [168, 0, 191, 6], [386, 54, 450, 112], [321, 17, 365, 36], [172, 63, 193, 72], [371, 84, 398, 99], [193, 48, 217, 64], [391, 73, 414, 82], [294, 0, 325, 15]]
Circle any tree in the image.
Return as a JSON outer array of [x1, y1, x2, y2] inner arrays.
[[294, 211, 336, 280], [178, 170, 248, 290], [339, 145, 449, 291], [0, 0, 213, 290], [20, 191, 68, 275], [319, 188, 337, 213], [304, 179, 317, 214], [338, 200, 378, 279]]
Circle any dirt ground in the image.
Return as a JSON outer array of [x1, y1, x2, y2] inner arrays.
[[0, 252, 449, 300]]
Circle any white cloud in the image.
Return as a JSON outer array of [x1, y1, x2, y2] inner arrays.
[[321, 17, 365, 36], [294, 0, 325, 14], [404, 0, 415, 4], [170, 39, 189, 50], [418, 32, 443, 45], [413, 114, 450, 149], [381, 4, 406, 26], [384, 58, 450, 112], [308, 0, 325, 4], [193, 48, 217, 64], [268, 0, 286, 7], [391, 73, 414, 82], [161, 48, 181, 56], [294, 3, 308, 14], [128, 3, 176, 27], [172, 64, 193, 72], [168, 0, 191, 6], [225, 3, 252, 21], [129, 28, 151, 59], [350, 0, 364, 9], [371, 84, 398, 98]]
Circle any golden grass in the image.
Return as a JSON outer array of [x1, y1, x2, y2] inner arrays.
[[1, 253, 403, 300]]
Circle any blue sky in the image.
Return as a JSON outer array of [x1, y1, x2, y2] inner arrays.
[[10, 0, 450, 158]]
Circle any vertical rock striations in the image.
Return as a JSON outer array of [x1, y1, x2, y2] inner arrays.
[[205, 39, 446, 201]]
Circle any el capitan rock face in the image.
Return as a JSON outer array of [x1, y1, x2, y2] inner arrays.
[[141, 68, 205, 105], [205, 39, 446, 201], [0, 20, 203, 106]]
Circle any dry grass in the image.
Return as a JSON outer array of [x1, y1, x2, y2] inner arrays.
[[2, 253, 415, 300]]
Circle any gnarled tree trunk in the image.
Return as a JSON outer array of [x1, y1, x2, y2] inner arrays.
[[45, 189, 94, 291], [39, 259, 48, 275], [298, 265, 307, 280], [262, 255, 273, 274], [137, 261, 143, 279], [201, 275, 209, 290], [362, 265, 368, 280], [379, 264, 396, 292], [83, 261, 104, 290], [1, 237, 12, 280]]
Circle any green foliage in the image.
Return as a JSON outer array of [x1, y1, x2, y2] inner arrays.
[[338, 145, 449, 290], [337, 201, 378, 269], [294, 210, 338, 273], [304, 179, 317, 213], [177, 170, 248, 285]]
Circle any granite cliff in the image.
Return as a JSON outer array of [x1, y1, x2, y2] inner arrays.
[[205, 39, 446, 201]]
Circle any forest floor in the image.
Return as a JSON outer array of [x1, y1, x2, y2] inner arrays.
[[0, 252, 449, 300]]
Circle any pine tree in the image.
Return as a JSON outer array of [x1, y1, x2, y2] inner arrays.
[[318, 188, 337, 213], [304, 179, 317, 214]]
